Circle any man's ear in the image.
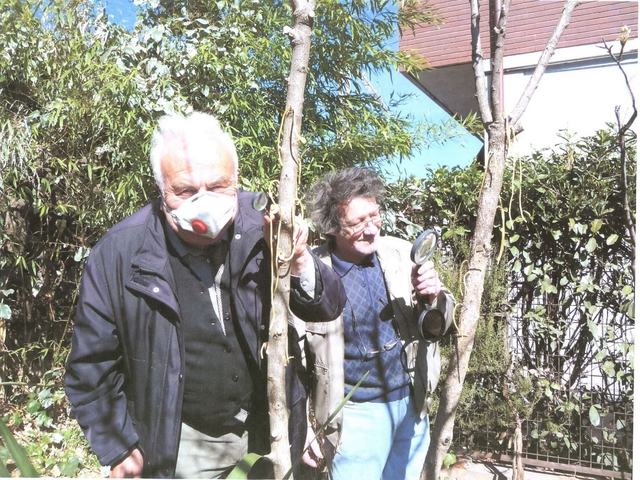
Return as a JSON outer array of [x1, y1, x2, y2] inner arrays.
[[156, 185, 166, 212]]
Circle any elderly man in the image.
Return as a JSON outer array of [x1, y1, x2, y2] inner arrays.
[[65, 112, 346, 478], [303, 167, 455, 480]]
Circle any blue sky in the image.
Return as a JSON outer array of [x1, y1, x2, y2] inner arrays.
[[105, 0, 136, 28], [105, 0, 481, 179], [368, 69, 482, 179]]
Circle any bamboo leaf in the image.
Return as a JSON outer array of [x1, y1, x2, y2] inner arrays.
[[0, 419, 39, 477], [283, 371, 370, 480], [226, 452, 263, 479], [0, 459, 11, 477]]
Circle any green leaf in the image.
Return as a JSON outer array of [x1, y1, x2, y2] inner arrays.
[[606, 234, 619, 245], [149, 27, 164, 42], [226, 453, 263, 479], [0, 419, 39, 477], [602, 361, 616, 377], [589, 406, 600, 427], [0, 303, 11, 320], [585, 237, 597, 253], [587, 319, 600, 341], [540, 276, 557, 294], [590, 219, 603, 233], [26, 400, 40, 414], [443, 452, 457, 469], [59, 455, 81, 477]]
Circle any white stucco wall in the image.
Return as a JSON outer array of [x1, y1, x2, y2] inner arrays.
[[495, 40, 638, 157]]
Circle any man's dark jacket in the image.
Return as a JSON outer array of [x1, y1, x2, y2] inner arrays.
[[64, 192, 346, 478]]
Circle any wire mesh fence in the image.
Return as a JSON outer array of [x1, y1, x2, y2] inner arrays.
[[451, 295, 634, 479]]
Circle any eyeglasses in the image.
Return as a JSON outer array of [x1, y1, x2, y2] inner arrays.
[[342, 213, 382, 236], [346, 298, 400, 360]]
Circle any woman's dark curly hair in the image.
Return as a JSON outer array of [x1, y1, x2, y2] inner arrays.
[[305, 167, 385, 237]]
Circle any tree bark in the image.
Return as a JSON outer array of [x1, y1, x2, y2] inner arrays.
[[423, 120, 508, 480], [513, 413, 524, 480], [267, 1, 315, 478], [423, 2, 578, 479]]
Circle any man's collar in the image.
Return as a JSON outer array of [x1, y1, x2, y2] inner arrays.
[[330, 249, 376, 277]]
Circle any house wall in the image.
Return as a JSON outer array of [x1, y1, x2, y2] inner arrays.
[[400, 0, 638, 156], [503, 44, 637, 156], [401, 0, 638, 69]]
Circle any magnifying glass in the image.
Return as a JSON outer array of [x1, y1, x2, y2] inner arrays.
[[410, 229, 439, 265], [411, 229, 447, 340], [252, 192, 271, 212]]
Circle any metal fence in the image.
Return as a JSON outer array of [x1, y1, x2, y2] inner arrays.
[[451, 296, 634, 479]]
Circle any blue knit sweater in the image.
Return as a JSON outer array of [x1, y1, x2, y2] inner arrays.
[[331, 253, 410, 402]]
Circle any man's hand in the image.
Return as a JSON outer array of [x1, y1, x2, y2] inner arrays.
[[290, 217, 312, 277], [263, 211, 312, 277], [411, 260, 442, 303], [301, 426, 324, 468], [110, 448, 143, 478]]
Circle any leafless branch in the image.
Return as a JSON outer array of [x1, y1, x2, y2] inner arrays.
[[471, 0, 492, 125], [509, 1, 580, 126]]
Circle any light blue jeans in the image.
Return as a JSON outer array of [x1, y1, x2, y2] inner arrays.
[[329, 395, 430, 480]]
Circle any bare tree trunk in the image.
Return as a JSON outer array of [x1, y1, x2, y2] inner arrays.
[[267, 1, 315, 478], [423, 2, 578, 479], [513, 413, 524, 480], [423, 122, 508, 480]]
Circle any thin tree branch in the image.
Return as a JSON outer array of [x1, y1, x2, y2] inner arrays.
[[601, 34, 637, 268], [471, 0, 492, 125], [489, 0, 510, 120], [509, 1, 580, 126]]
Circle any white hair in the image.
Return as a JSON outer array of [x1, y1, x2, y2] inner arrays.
[[149, 112, 239, 191]]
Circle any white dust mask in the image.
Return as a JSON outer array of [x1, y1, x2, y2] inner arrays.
[[165, 191, 236, 239]]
